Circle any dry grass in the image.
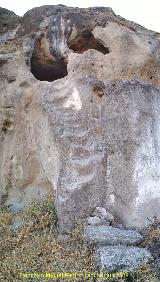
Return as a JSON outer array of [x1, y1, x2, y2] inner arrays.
[[142, 228, 160, 247], [127, 264, 159, 282], [128, 225, 160, 282], [1, 195, 160, 282], [0, 204, 13, 228], [0, 212, 12, 228], [0, 194, 96, 282]]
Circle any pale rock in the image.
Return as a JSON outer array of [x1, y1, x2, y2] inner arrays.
[[113, 223, 126, 230], [0, 5, 160, 233], [92, 207, 114, 222], [96, 246, 152, 272], [84, 225, 143, 245], [86, 216, 110, 226], [86, 216, 102, 226]]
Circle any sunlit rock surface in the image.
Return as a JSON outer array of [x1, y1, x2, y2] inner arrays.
[[0, 5, 160, 232]]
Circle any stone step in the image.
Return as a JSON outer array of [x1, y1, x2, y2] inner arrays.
[[56, 125, 88, 135], [96, 246, 152, 273], [59, 113, 84, 120], [63, 159, 94, 177], [70, 154, 103, 166], [63, 172, 96, 191], [64, 131, 93, 145], [66, 123, 88, 131], [51, 119, 84, 128], [84, 225, 143, 245], [51, 111, 86, 123], [51, 106, 74, 114], [52, 125, 87, 136], [64, 130, 88, 138], [69, 163, 94, 176], [71, 145, 94, 159], [72, 144, 95, 150]]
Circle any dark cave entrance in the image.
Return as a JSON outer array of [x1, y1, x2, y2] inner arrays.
[[68, 30, 110, 54], [30, 38, 68, 82], [31, 58, 68, 82], [30, 30, 109, 82]]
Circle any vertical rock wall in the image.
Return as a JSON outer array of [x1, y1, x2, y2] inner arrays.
[[103, 80, 160, 228], [0, 5, 160, 232]]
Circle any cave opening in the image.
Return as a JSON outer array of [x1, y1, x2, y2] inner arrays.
[[30, 38, 68, 82], [31, 58, 68, 82], [68, 30, 110, 54]]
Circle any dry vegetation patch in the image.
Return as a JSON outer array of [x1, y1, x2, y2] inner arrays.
[[0, 194, 96, 282], [1, 195, 160, 282]]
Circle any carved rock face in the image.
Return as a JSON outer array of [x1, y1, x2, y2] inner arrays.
[[103, 80, 160, 229], [0, 5, 160, 232]]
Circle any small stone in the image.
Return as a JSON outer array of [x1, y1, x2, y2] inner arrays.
[[96, 246, 152, 272], [113, 223, 126, 230], [86, 216, 110, 226], [84, 225, 143, 245], [92, 207, 114, 222], [87, 216, 102, 225]]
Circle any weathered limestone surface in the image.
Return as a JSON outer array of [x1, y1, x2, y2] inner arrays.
[[96, 246, 152, 272], [84, 225, 143, 245], [92, 207, 114, 222], [0, 5, 160, 232], [104, 80, 160, 228]]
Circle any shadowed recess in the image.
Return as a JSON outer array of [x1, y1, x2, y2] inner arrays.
[[68, 30, 110, 54], [30, 38, 68, 82]]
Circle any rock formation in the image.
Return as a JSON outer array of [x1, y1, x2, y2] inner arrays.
[[0, 5, 160, 233]]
